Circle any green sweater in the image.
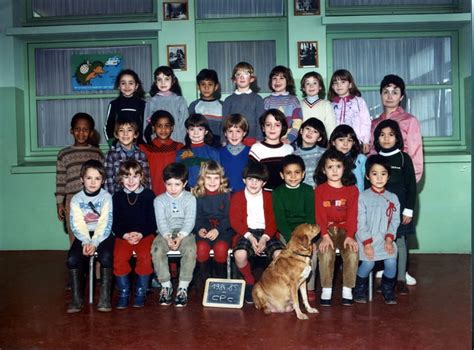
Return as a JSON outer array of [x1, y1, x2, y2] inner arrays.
[[272, 183, 315, 242]]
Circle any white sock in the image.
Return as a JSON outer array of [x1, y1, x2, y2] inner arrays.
[[342, 286, 353, 300], [161, 281, 172, 288], [178, 280, 190, 290], [321, 287, 332, 300]]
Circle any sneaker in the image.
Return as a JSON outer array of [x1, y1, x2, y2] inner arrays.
[[320, 298, 332, 307], [244, 285, 254, 304], [342, 298, 353, 306], [376, 270, 383, 279], [307, 290, 316, 302], [405, 272, 417, 286], [159, 286, 173, 306], [174, 288, 188, 307], [151, 277, 162, 289]]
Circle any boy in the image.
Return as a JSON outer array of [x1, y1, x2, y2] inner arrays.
[[188, 69, 223, 147], [151, 162, 197, 307], [104, 117, 151, 194], [230, 162, 284, 303], [222, 62, 265, 145], [219, 114, 251, 192]]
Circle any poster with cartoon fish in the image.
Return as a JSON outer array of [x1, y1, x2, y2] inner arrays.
[[71, 54, 123, 91]]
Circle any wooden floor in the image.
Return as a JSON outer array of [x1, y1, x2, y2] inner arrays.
[[0, 251, 471, 349]]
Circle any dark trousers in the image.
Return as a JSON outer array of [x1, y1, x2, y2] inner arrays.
[[66, 234, 114, 270]]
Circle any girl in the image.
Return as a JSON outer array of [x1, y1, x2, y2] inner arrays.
[[297, 71, 337, 137], [140, 110, 184, 196], [328, 69, 371, 153], [314, 149, 359, 306], [176, 114, 220, 188], [56, 113, 104, 245], [104, 69, 146, 146], [329, 124, 366, 193], [373, 119, 416, 295], [67, 160, 113, 313], [263, 66, 302, 143], [354, 155, 400, 305], [144, 66, 188, 143], [192, 160, 233, 286], [294, 117, 328, 188], [113, 160, 157, 309], [248, 109, 294, 191]]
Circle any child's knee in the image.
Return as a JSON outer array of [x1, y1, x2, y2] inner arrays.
[[234, 249, 248, 263]]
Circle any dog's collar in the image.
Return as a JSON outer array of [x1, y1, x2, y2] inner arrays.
[[290, 250, 312, 258]]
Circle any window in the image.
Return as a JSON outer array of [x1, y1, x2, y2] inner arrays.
[[326, 0, 461, 15], [196, 0, 285, 19]]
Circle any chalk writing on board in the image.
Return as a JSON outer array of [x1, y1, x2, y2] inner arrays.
[[202, 278, 245, 309]]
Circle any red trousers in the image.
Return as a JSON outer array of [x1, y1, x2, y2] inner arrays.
[[113, 234, 154, 276]]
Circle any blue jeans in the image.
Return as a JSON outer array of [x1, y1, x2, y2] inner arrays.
[[357, 258, 397, 279]]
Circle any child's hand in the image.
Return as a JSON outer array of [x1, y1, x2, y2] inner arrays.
[[281, 137, 291, 145], [166, 235, 176, 250], [384, 238, 395, 255], [129, 232, 143, 245], [318, 235, 334, 253], [206, 229, 219, 241], [343, 237, 358, 252], [364, 244, 374, 260], [173, 235, 183, 250], [248, 235, 259, 254], [256, 235, 269, 255], [198, 228, 208, 238], [57, 204, 66, 221], [402, 215, 412, 225], [82, 243, 96, 256], [362, 143, 370, 154]]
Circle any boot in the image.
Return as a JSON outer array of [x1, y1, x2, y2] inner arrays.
[[67, 269, 84, 313], [115, 274, 130, 309], [97, 268, 112, 312], [213, 262, 227, 279], [381, 275, 397, 305], [353, 275, 369, 304], [133, 274, 150, 308]]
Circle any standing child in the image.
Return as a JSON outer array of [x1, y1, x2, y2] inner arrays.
[[294, 117, 328, 188], [263, 66, 302, 144], [297, 71, 336, 137], [248, 109, 294, 191], [112, 160, 157, 309], [314, 149, 359, 306], [66, 160, 113, 313], [144, 66, 188, 143], [188, 69, 223, 147], [373, 119, 416, 295], [219, 114, 251, 192], [328, 69, 371, 153], [230, 162, 285, 303], [192, 160, 233, 285], [329, 124, 366, 193], [354, 155, 400, 304], [151, 162, 197, 307], [140, 110, 183, 196], [105, 119, 151, 194], [222, 62, 265, 145], [104, 69, 146, 146], [56, 113, 104, 244], [176, 114, 220, 188]]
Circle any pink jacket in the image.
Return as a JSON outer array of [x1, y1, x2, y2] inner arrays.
[[370, 107, 424, 183], [331, 95, 371, 144]]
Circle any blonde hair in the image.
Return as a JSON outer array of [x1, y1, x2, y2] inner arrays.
[[192, 160, 230, 197]]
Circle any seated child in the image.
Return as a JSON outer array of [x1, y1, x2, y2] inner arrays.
[[151, 162, 197, 307], [354, 155, 400, 304], [230, 162, 284, 303], [112, 160, 157, 309], [66, 160, 113, 313]]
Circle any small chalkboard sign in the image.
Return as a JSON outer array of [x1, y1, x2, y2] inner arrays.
[[202, 278, 246, 309]]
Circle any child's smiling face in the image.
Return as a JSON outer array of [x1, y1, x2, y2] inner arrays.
[[121, 169, 142, 192], [262, 114, 282, 143], [116, 123, 138, 149], [187, 125, 207, 144], [233, 69, 254, 91], [303, 76, 322, 97], [155, 73, 173, 93], [271, 73, 287, 94], [280, 163, 305, 188], [153, 117, 173, 141], [332, 135, 354, 154], [300, 125, 321, 147], [71, 118, 92, 147], [225, 125, 246, 146], [118, 74, 138, 98], [204, 173, 221, 192]]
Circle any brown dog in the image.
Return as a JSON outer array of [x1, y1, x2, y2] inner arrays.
[[252, 223, 320, 320]]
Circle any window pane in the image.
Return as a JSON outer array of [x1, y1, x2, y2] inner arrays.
[[197, 0, 284, 19], [329, 0, 455, 6], [208, 40, 276, 94]]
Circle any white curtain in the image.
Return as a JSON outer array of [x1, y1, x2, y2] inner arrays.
[[329, 0, 454, 6], [196, 0, 284, 19]]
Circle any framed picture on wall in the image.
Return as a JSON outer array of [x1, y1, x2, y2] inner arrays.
[[163, 1, 188, 21], [294, 0, 320, 16], [298, 41, 318, 68], [167, 44, 187, 71]]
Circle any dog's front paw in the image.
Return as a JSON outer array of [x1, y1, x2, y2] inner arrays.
[[306, 306, 319, 314], [296, 312, 309, 320]]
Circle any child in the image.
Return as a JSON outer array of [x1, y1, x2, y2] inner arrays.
[[314, 149, 359, 306], [222, 62, 265, 145], [329, 124, 366, 193], [176, 114, 220, 188], [370, 74, 424, 183], [104, 69, 146, 146], [105, 119, 151, 194], [55, 112, 104, 244], [248, 109, 294, 191], [263, 65, 302, 144], [297, 71, 336, 137], [272, 154, 315, 243], [151, 162, 197, 307], [66, 160, 113, 313], [112, 160, 157, 309], [328, 69, 371, 153], [219, 114, 251, 192], [192, 160, 233, 284], [144, 66, 188, 143], [294, 117, 328, 188], [230, 162, 284, 303], [354, 155, 400, 304], [188, 69, 223, 146], [140, 110, 184, 196], [374, 119, 417, 295]]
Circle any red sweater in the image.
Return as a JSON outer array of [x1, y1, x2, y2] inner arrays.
[[315, 182, 359, 238]]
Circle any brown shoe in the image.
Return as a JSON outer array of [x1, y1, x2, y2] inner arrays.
[[396, 281, 409, 295]]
